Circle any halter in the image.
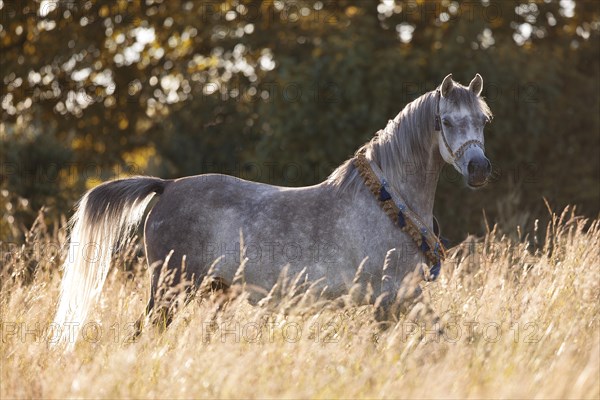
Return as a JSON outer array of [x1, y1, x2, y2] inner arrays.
[[354, 151, 446, 281], [434, 89, 485, 166]]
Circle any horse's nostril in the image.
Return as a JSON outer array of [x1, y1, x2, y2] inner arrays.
[[468, 161, 475, 174], [485, 159, 491, 173]]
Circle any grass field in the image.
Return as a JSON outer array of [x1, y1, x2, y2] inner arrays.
[[1, 207, 599, 399]]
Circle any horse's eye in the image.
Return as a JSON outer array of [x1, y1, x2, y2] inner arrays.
[[442, 118, 452, 127]]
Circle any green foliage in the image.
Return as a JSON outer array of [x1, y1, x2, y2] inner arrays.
[[1, 126, 76, 231], [1, 0, 599, 241]]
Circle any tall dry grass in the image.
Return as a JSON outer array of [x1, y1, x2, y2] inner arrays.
[[1, 207, 598, 399]]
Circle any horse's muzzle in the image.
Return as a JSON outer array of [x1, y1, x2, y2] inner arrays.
[[466, 155, 491, 188]]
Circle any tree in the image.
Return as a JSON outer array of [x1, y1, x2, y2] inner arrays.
[[1, 0, 599, 241]]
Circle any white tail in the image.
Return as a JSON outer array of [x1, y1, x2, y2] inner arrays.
[[52, 177, 167, 350]]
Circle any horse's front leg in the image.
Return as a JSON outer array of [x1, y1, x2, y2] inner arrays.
[[375, 248, 424, 322]]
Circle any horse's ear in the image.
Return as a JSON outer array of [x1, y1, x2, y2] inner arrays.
[[440, 73, 454, 97], [468, 73, 483, 96]]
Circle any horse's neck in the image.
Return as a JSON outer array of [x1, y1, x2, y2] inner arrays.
[[395, 148, 443, 227], [372, 120, 443, 229]]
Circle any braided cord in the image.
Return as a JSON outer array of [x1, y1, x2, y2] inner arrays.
[[354, 152, 446, 279]]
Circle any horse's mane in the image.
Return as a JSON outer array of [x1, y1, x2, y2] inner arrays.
[[326, 85, 492, 195]]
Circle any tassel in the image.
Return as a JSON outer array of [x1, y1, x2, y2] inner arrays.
[[379, 186, 391, 201], [397, 211, 406, 228], [420, 235, 430, 253], [429, 261, 441, 280]]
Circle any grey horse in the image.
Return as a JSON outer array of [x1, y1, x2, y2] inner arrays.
[[53, 73, 492, 348]]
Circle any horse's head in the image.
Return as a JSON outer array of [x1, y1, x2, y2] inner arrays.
[[435, 73, 492, 189]]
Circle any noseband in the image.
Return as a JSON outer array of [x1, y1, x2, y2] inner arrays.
[[434, 89, 484, 164]]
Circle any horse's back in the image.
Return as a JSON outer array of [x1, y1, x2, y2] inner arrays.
[[143, 173, 357, 296]]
